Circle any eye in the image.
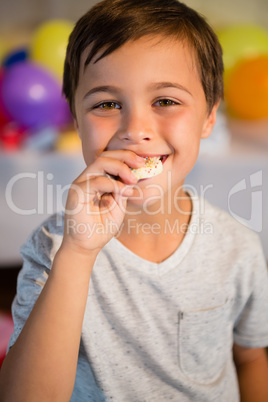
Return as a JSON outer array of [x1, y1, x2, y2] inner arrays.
[[154, 98, 180, 107], [94, 101, 121, 110]]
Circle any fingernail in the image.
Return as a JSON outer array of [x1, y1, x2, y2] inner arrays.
[[129, 171, 138, 182], [136, 155, 145, 162]]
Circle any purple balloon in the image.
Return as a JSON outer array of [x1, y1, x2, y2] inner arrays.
[[1, 62, 71, 129]]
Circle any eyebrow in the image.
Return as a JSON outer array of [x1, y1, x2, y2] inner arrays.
[[83, 85, 121, 100], [148, 82, 193, 96], [83, 81, 193, 101]]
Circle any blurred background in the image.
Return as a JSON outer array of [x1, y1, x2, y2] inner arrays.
[[1, 0, 268, 32], [0, 0, 268, 363]]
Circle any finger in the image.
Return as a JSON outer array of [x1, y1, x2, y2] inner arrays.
[[99, 150, 145, 168], [82, 177, 133, 215], [75, 174, 134, 198], [76, 157, 139, 185]]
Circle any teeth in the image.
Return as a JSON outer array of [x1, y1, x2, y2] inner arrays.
[[145, 156, 160, 163], [130, 156, 163, 180]]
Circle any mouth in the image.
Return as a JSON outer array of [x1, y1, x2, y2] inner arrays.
[[159, 155, 168, 164], [137, 154, 169, 164], [130, 154, 169, 181]]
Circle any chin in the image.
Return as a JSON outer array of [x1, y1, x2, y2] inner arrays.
[[126, 184, 166, 214]]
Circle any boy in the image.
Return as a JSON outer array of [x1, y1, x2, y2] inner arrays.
[[1, 0, 268, 400]]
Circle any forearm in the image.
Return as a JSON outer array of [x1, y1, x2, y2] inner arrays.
[[236, 349, 268, 402], [0, 151, 136, 401], [0, 246, 97, 402]]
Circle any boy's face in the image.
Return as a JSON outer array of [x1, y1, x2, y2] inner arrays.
[[74, 36, 218, 206]]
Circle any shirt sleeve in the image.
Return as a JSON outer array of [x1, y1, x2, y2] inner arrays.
[[233, 234, 268, 348], [7, 214, 63, 352]]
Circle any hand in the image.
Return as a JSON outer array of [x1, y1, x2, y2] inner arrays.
[[61, 150, 144, 255]]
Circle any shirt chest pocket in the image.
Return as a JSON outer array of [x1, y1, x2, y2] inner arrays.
[[178, 298, 233, 384]]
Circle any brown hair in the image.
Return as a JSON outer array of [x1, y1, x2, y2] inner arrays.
[[63, 0, 224, 117]]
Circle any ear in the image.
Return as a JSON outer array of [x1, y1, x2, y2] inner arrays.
[[201, 101, 220, 139]]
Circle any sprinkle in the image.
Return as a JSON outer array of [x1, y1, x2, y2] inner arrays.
[[130, 156, 163, 180]]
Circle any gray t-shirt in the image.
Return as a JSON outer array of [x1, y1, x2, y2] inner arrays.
[[8, 195, 268, 401]]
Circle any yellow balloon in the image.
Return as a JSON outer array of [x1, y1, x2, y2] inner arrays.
[[30, 19, 73, 80], [56, 130, 82, 153], [217, 24, 268, 84], [0, 37, 7, 64]]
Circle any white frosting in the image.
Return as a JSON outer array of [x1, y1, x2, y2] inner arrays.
[[130, 157, 163, 180]]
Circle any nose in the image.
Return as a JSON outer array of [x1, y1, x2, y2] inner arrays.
[[117, 109, 153, 144]]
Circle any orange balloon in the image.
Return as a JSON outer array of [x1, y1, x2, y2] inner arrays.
[[225, 55, 268, 120]]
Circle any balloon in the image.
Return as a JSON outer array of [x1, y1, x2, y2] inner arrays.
[[2, 47, 28, 68], [1, 62, 71, 129], [217, 24, 268, 80], [56, 129, 81, 153], [0, 68, 12, 126], [225, 55, 268, 120], [30, 20, 73, 80], [0, 122, 26, 151], [0, 37, 7, 64]]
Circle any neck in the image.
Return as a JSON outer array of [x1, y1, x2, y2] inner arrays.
[[116, 187, 192, 262]]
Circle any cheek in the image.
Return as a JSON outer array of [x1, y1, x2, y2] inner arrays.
[[162, 110, 190, 135], [164, 110, 205, 146], [165, 113, 202, 173], [80, 117, 114, 164], [81, 137, 95, 165]]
